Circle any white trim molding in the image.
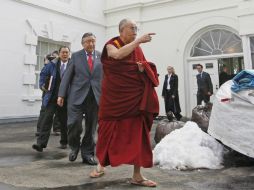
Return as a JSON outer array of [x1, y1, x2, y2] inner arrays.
[[23, 31, 38, 103], [104, 0, 239, 24], [12, 0, 105, 27], [241, 35, 253, 69]]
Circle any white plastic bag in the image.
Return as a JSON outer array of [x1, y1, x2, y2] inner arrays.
[[208, 81, 254, 158]]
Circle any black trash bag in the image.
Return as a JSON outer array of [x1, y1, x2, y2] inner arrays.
[[154, 113, 185, 143], [191, 103, 213, 132]]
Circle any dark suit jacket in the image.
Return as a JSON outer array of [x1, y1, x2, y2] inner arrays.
[[39, 58, 69, 107], [162, 74, 179, 97], [162, 74, 181, 114], [196, 71, 213, 95], [58, 49, 103, 106], [219, 71, 231, 86]]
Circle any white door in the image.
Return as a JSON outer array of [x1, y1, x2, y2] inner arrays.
[[188, 59, 219, 116]]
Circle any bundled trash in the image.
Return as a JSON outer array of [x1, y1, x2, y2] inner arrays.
[[154, 111, 185, 143], [191, 103, 212, 132], [208, 75, 254, 158], [154, 121, 224, 170]]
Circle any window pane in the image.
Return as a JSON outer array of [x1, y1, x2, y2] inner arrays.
[[252, 54, 254, 69], [192, 47, 211, 57], [250, 37, 254, 69], [56, 45, 61, 52], [219, 30, 231, 50], [191, 29, 243, 57], [40, 41, 48, 56], [210, 29, 221, 49], [34, 73, 39, 89], [39, 56, 44, 70], [35, 56, 40, 71], [36, 41, 41, 55], [200, 32, 214, 50], [49, 43, 57, 53]]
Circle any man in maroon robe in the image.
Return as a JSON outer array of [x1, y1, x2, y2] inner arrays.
[[90, 18, 159, 187]]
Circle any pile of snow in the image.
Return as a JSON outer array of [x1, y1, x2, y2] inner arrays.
[[153, 121, 224, 170]]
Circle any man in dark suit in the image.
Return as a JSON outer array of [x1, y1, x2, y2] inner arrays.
[[36, 52, 62, 137], [162, 66, 182, 120], [196, 64, 213, 105], [32, 46, 70, 152], [35, 53, 56, 137], [57, 33, 103, 165], [219, 65, 232, 86]]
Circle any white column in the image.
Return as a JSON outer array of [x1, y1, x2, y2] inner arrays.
[[241, 35, 252, 69]]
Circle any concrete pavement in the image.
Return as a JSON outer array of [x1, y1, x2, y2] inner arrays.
[[0, 121, 254, 190]]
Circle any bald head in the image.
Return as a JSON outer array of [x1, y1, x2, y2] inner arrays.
[[119, 19, 135, 32], [118, 19, 138, 44]]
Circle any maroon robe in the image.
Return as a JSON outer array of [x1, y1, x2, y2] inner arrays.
[[96, 36, 159, 168]]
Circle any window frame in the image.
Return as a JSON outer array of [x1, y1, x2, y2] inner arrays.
[[250, 36, 254, 69]]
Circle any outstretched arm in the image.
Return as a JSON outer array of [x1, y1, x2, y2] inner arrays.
[[107, 33, 155, 60]]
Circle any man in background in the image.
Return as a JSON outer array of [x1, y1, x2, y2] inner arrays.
[[32, 46, 70, 152], [36, 51, 59, 137], [219, 65, 232, 86], [196, 64, 213, 105], [58, 33, 103, 165]]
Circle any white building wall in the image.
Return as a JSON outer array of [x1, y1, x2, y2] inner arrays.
[[0, 0, 106, 120], [1, 0, 254, 120], [104, 0, 254, 116]]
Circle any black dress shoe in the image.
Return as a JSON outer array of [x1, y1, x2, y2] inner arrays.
[[69, 149, 79, 162], [82, 156, 97, 165], [32, 144, 43, 152]]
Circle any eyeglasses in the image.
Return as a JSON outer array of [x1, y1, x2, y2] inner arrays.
[[128, 26, 139, 32]]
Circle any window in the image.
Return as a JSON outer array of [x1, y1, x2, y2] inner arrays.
[[250, 37, 254, 69], [35, 38, 69, 89], [190, 29, 243, 57]]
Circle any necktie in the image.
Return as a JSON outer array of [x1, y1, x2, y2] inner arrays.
[[87, 54, 93, 72], [60, 63, 65, 79]]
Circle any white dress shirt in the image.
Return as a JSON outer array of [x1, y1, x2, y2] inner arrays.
[[200, 71, 203, 78], [167, 74, 172, 90]]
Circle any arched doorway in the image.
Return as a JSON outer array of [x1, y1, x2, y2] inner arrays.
[[186, 27, 244, 116]]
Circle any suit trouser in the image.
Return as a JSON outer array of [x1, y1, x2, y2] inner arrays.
[[36, 93, 46, 134], [37, 106, 61, 134], [36, 106, 45, 133], [53, 112, 61, 132], [67, 88, 98, 159], [37, 101, 68, 147], [197, 92, 210, 105]]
